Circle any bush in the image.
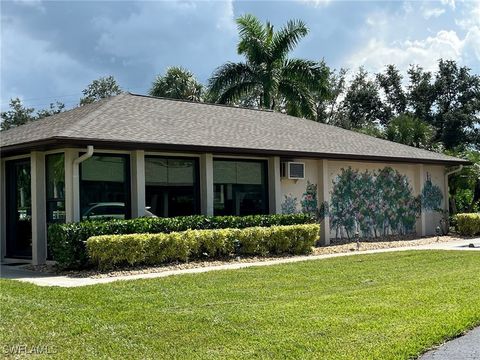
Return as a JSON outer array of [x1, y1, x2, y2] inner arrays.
[[454, 213, 480, 236], [48, 214, 315, 269], [86, 224, 320, 269]]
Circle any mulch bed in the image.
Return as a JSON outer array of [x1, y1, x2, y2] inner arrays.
[[23, 234, 468, 279]]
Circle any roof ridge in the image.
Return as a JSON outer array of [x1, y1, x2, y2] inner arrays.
[[58, 94, 126, 137], [127, 92, 277, 114]]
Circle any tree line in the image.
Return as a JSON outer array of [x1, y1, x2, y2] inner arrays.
[[1, 14, 478, 212]]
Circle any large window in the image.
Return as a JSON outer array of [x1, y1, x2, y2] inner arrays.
[[46, 153, 65, 224], [80, 154, 130, 220], [5, 159, 32, 258], [145, 156, 199, 217], [213, 159, 268, 216]]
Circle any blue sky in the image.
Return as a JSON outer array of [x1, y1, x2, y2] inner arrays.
[[1, 0, 479, 112]]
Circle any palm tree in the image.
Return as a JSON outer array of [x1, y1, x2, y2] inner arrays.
[[208, 14, 328, 118], [149, 67, 203, 102]]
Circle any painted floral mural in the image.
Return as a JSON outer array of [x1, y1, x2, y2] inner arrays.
[[281, 181, 318, 215], [281, 194, 298, 214], [280, 167, 443, 239], [329, 167, 421, 239], [301, 182, 318, 215], [422, 174, 443, 211]]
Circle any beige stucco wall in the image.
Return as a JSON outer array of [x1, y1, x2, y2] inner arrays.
[[1, 146, 448, 264], [279, 159, 319, 214], [423, 164, 446, 235], [279, 158, 447, 242]]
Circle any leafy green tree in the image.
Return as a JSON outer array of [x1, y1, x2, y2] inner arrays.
[[315, 67, 347, 124], [80, 75, 122, 105], [36, 102, 65, 119], [1, 98, 35, 131], [149, 67, 203, 101], [385, 114, 435, 149], [406, 65, 436, 126], [376, 65, 407, 123], [432, 60, 480, 149], [340, 67, 383, 129], [1, 98, 66, 131], [208, 14, 328, 119], [447, 149, 480, 213]]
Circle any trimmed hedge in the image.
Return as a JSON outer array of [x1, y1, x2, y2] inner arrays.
[[86, 224, 320, 269], [454, 213, 480, 236], [48, 214, 315, 269]]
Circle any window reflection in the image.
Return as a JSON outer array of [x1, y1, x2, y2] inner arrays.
[[213, 160, 268, 216], [145, 157, 199, 217], [46, 153, 65, 223], [80, 155, 130, 220]]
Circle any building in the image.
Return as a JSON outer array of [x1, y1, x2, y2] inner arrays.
[[0, 93, 468, 264]]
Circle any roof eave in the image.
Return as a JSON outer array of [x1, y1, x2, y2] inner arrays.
[[0, 137, 471, 166]]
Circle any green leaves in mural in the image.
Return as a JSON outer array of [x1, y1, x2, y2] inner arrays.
[[301, 181, 318, 215], [281, 195, 298, 214], [421, 174, 443, 212], [330, 167, 421, 239]]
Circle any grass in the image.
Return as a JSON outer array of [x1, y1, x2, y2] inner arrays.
[[1, 250, 480, 359]]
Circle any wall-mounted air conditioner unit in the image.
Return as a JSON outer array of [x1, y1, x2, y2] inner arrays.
[[281, 162, 305, 180]]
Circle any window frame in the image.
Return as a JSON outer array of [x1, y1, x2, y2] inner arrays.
[[144, 155, 200, 217], [79, 153, 131, 220], [212, 158, 269, 216]]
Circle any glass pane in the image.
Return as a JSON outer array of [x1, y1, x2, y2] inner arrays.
[[80, 155, 129, 220], [145, 157, 168, 185], [46, 153, 65, 200], [213, 161, 236, 184], [213, 160, 268, 216], [236, 162, 262, 185], [47, 201, 66, 223], [6, 159, 32, 258], [81, 156, 125, 182], [168, 159, 194, 184], [145, 157, 199, 217]]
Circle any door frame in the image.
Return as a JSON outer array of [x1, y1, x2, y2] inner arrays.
[[5, 158, 33, 259]]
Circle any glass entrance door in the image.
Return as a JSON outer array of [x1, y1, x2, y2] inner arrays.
[[5, 159, 32, 258]]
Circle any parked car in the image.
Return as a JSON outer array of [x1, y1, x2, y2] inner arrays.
[[81, 202, 156, 220]]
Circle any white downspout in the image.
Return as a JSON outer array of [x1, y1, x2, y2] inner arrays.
[[444, 165, 463, 213], [73, 146, 94, 222]]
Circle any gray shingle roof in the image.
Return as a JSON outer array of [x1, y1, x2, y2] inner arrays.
[[0, 93, 468, 164]]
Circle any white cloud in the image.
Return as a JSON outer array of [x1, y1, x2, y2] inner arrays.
[[13, 0, 44, 10], [298, 0, 331, 8], [346, 30, 465, 73], [440, 0, 455, 10], [345, 2, 480, 74], [455, 1, 480, 29], [422, 7, 445, 19]]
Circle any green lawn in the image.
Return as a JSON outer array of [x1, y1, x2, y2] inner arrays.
[[1, 251, 480, 359]]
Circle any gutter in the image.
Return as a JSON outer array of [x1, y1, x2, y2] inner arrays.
[[72, 146, 94, 222]]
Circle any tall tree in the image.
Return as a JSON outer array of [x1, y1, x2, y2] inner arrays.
[[340, 68, 383, 129], [447, 149, 480, 213], [406, 65, 435, 124], [36, 101, 65, 119], [0, 98, 35, 131], [315, 67, 347, 124], [80, 75, 122, 105], [1, 98, 65, 131], [376, 64, 407, 123], [149, 67, 203, 101], [432, 59, 480, 149], [208, 14, 328, 119], [384, 114, 434, 149]]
